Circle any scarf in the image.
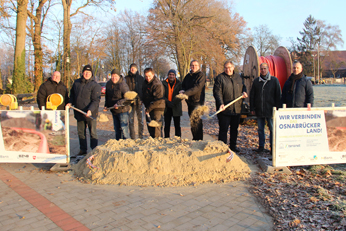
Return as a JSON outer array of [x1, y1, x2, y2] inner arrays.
[[259, 72, 271, 82], [290, 72, 303, 92]]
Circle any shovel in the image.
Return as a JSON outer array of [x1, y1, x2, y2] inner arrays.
[[201, 95, 244, 120], [70, 105, 95, 120], [145, 113, 160, 127]]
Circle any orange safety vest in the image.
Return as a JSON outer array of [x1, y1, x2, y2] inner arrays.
[[166, 78, 176, 101]]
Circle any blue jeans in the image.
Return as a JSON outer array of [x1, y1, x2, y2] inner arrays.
[[112, 112, 129, 140], [77, 119, 98, 152], [257, 117, 273, 148]]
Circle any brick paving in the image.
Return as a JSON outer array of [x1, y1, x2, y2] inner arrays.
[[0, 99, 273, 230]]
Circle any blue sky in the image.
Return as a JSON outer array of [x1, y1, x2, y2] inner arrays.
[[113, 0, 346, 50]]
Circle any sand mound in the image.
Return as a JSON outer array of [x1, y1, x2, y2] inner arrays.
[[73, 137, 251, 186]]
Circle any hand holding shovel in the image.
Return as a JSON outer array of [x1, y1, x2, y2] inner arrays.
[[201, 94, 246, 120], [68, 105, 95, 120]]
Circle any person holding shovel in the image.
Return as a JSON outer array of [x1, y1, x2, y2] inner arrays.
[[213, 60, 247, 152], [142, 68, 165, 138], [180, 60, 206, 141], [66, 64, 101, 156], [104, 69, 130, 140]]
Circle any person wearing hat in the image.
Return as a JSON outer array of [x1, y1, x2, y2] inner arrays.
[[37, 71, 69, 110], [125, 63, 145, 139], [162, 69, 182, 138], [104, 69, 130, 140], [66, 64, 101, 156]]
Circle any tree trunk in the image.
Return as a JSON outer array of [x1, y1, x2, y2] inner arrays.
[[12, 0, 28, 94], [31, 0, 48, 92]]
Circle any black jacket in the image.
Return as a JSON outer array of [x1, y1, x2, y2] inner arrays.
[[182, 70, 205, 106], [281, 74, 314, 108], [142, 76, 165, 113], [104, 76, 130, 114], [37, 78, 69, 110], [213, 72, 246, 115], [250, 75, 281, 118], [162, 78, 182, 117], [69, 77, 101, 121], [125, 71, 144, 104]]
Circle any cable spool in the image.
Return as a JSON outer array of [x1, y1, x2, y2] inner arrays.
[[243, 46, 292, 90]]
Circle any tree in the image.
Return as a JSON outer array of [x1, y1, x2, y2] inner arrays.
[[27, 0, 53, 91], [61, 0, 114, 88], [252, 24, 280, 57], [12, 0, 30, 94], [147, 0, 249, 80], [291, 15, 343, 78]]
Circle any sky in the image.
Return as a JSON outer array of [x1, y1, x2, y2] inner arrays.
[[113, 0, 346, 51]]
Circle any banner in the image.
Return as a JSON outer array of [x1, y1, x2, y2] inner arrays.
[[274, 108, 346, 167], [0, 110, 69, 163]]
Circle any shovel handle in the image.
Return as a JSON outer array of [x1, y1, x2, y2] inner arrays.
[[210, 95, 244, 118], [70, 106, 95, 120]]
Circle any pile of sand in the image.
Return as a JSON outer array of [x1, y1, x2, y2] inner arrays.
[[175, 94, 188, 100], [124, 91, 138, 100], [97, 113, 109, 122], [73, 137, 251, 186]]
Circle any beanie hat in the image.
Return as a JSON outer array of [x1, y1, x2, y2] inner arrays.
[[129, 63, 138, 69], [82, 64, 93, 73], [168, 69, 177, 76], [111, 69, 121, 76]]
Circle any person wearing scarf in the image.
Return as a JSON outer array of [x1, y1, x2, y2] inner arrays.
[[250, 63, 281, 153], [162, 69, 182, 138], [281, 61, 314, 108]]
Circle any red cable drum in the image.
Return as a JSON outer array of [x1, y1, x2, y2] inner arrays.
[[259, 55, 288, 89]]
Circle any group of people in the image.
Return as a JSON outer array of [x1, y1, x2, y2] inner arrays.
[[37, 59, 313, 156]]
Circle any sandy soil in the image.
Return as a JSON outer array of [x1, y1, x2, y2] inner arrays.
[[73, 137, 251, 186]]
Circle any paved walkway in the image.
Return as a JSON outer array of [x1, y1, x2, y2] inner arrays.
[[0, 100, 273, 231]]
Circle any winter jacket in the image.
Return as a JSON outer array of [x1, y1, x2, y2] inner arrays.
[[142, 76, 165, 113], [104, 76, 130, 114], [250, 75, 281, 118], [162, 78, 182, 117], [182, 70, 206, 106], [125, 71, 144, 105], [281, 74, 314, 108], [69, 77, 101, 121], [213, 72, 246, 115], [37, 78, 69, 110]]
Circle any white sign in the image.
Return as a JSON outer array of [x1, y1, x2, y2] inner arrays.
[[274, 109, 346, 166], [0, 110, 69, 163]]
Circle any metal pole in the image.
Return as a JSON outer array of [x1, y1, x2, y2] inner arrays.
[[317, 44, 320, 84]]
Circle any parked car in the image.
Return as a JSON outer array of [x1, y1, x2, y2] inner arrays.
[[98, 82, 106, 95]]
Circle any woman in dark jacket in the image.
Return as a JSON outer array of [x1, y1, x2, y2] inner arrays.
[[104, 69, 130, 140]]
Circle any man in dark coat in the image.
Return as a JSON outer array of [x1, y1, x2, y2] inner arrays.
[[125, 63, 145, 139], [282, 61, 314, 108], [250, 63, 281, 153], [104, 69, 130, 140], [162, 69, 182, 138], [142, 68, 165, 138], [180, 60, 205, 140], [66, 64, 101, 156], [213, 61, 247, 152], [37, 71, 69, 110]]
